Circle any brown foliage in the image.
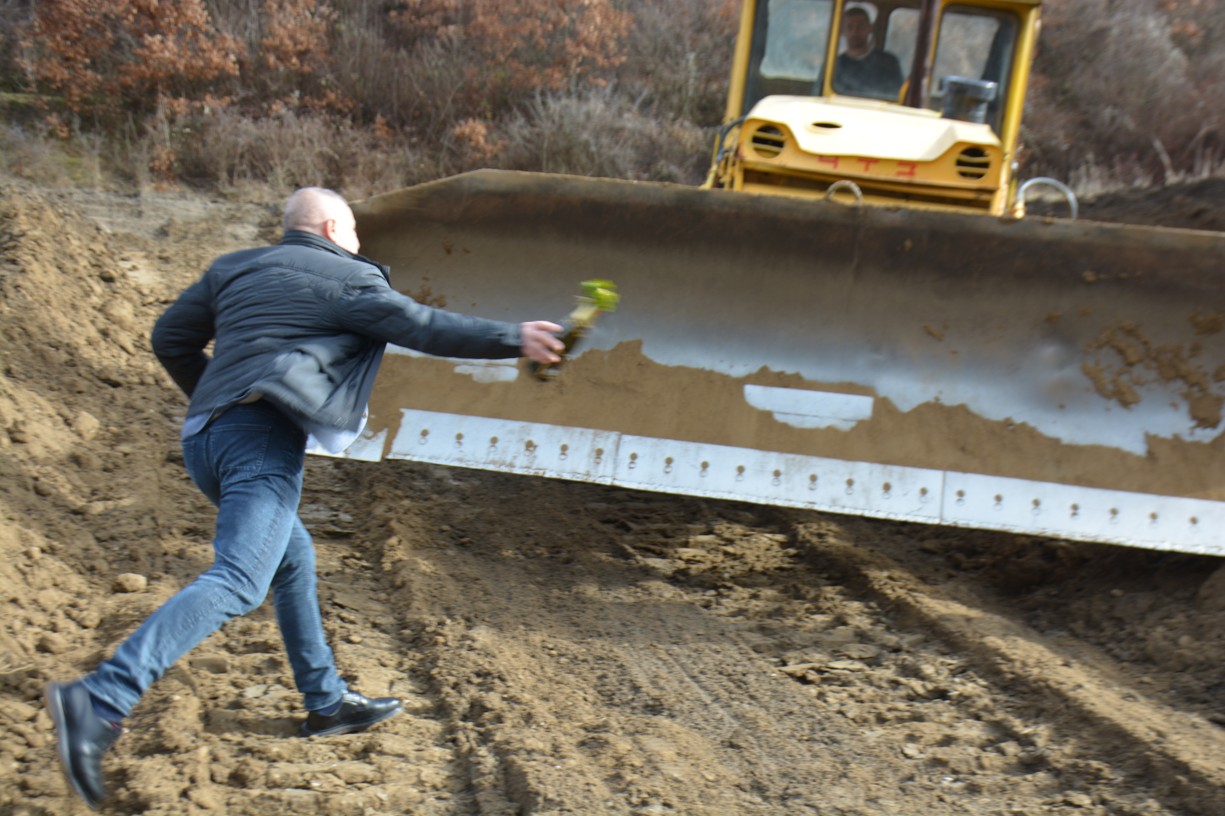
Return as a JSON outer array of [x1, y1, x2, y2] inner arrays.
[[19, 0, 240, 122], [19, 0, 355, 124], [386, 0, 459, 47], [249, 0, 352, 115], [259, 0, 332, 74], [388, 0, 632, 115], [468, 0, 632, 93]]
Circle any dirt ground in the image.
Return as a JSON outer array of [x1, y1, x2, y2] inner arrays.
[[1, 175, 1223, 816]]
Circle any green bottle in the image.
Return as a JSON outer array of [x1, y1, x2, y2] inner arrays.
[[530, 279, 620, 381]]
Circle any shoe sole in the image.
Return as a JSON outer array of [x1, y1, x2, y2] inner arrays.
[[301, 701, 404, 737], [45, 683, 102, 810]]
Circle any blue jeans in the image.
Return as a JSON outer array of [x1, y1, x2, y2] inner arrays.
[[82, 402, 347, 717]]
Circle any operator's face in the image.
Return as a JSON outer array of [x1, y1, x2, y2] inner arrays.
[[843, 13, 872, 50]]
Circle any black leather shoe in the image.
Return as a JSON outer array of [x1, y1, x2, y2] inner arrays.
[[45, 681, 122, 810], [301, 691, 403, 737]]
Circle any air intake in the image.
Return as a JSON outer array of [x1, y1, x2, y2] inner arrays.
[[750, 126, 786, 158], [955, 147, 991, 180]]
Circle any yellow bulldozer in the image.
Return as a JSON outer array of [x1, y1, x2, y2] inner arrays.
[[347, 0, 1224, 556]]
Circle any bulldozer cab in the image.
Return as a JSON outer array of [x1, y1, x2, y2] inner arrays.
[[714, 0, 1040, 213]]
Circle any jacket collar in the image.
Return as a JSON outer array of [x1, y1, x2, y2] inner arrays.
[[280, 229, 390, 280], [281, 229, 352, 257]]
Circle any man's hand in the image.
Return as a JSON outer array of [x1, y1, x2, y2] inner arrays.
[[519, 321, 565, 364]]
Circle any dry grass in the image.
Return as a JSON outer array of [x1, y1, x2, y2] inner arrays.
[[0, 123, 104, 188], [168, 110, 432, 199], [488, 89, 712, 184]]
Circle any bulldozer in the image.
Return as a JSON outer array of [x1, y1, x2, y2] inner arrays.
[[347, 0, 1225, 556]]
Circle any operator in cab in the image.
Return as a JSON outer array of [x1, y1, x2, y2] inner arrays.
[[833, 5, 904, 99]]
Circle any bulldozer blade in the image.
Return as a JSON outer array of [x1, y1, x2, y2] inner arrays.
[[350, 170, 1225, 556]]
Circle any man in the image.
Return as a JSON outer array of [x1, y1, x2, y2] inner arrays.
[[45, 187, 565, 809], [834, 6, 904, 99]]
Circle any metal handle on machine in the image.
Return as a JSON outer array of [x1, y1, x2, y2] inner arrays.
[[825, 180, 864, 205], [1013, 177, 1079, 220]]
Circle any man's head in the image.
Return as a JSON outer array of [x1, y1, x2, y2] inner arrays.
[[283, 187, 360, 254], [842, 7, 874, 55]]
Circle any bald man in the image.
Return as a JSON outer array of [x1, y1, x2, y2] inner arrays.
[[46, 187, 564, 809]]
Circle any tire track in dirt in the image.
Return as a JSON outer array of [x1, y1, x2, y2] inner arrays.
[[83, 464, 481, 815], [354, 461, 1223, 815], [366, 468, 842, 815], [791, 517, 1225, 816]]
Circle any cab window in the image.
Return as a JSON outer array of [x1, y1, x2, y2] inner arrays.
[[743, 0, 835, 111], [927, 6, 1017, 132]]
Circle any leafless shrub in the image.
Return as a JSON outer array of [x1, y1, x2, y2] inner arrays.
[[617, 0, 739, 124], [0, 122, 107, 186], [487, 88, 711, 183], [1182, 48, 1225, 177], [334, 24, 473, 146], [0, 0, 32, 90], [328, 15, 412, 121], [1025, 0, 1223, 188], [0, 124, 73, 184], [168, 109, 429, 197]]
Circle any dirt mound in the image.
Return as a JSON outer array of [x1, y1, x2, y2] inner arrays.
[[1032, 176, 1225, 232], [1, 177, 1223, 815]]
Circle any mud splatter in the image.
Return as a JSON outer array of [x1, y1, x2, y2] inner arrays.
[[1085, 322, 1224, 429], [1191, 311, 1224, 336]]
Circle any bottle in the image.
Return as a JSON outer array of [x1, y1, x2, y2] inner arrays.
[[529, 279, 619, 381]]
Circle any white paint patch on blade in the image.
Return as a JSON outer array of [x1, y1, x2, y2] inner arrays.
[[308, 428, 387, 462], [744, 384, 874, 430], [385, 345, 521, 383], [452, 360, 520, 383]]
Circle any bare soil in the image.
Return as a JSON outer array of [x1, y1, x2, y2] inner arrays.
[[1, 176, 1223, 816]]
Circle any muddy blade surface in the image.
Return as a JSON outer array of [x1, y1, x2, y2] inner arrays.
[[351, 170, 1225, 554]]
